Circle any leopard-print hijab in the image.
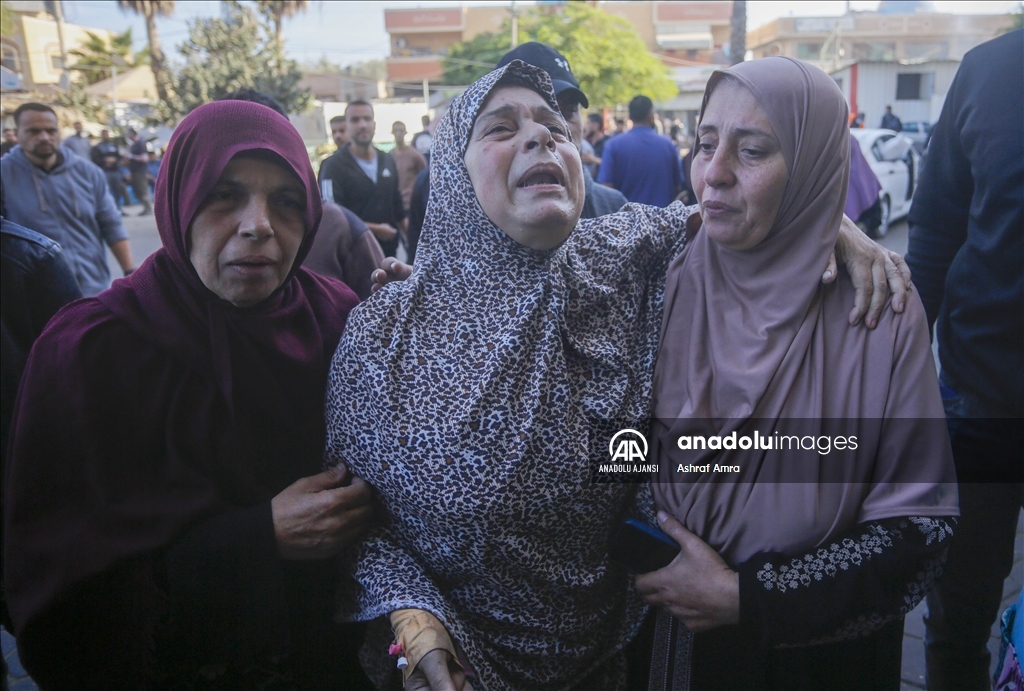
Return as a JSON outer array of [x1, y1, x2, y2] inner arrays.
[[325, 61, 692, 690]]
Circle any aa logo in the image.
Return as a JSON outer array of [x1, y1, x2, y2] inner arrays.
[[608, 429, 648, 463]]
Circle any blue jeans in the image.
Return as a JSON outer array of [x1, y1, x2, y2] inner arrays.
[[924, 374, 1024, 690]]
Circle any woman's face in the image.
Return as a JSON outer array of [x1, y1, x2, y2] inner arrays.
[[464, 86, 584, 251], [691, 80, 789, 251], [188, 154, 306, 307]]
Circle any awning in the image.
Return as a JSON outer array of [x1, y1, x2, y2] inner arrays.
[[657, 32, 713, 50]]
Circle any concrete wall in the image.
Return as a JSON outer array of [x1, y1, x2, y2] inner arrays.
[[12, 14, 111, 87], [831, 59, 961, 127]]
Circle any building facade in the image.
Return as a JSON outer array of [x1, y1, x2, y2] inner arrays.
[[830, 59, 962, 128], [1, 0, 112, 92], [383, 1, 735, 84], [747, 10, 1011, 68]]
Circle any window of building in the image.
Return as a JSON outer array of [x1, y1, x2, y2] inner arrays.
[[896, 72, 934, 100], [49, 53, 64, 70], [796, 43, 823, 59], [852, 42, 896, 61], [1, 43, 19, 71], [905, 42, 948, 60]]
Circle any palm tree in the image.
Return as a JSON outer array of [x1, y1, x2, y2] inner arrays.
[[255, 0, 309, 43], [117, 0, 175, 104], [69, 28, 148, 84], [729, 0, 746, 65]]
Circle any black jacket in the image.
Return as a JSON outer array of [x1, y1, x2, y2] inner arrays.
[[906, 30, 1023, 416], [1, 217, 81, 629], [1, 218, 82, 457], [318, 144, 405, 257]]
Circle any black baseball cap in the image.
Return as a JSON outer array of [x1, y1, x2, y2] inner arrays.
[[497, 42, 589, 109]]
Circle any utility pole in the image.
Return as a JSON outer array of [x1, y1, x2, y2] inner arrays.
[[51, 0, 70, 89], [110, 53, 127, 128], [510, 1, 519, 49]]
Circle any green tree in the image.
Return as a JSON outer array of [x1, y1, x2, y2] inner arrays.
[[168, 1, 311, 117], [69, 28, 149, 84], [1002, 2, 1023, 33], [255, 0, 309, 44], [117, 1, 175, 108], [440, 31, 511, 86], [441, 3, 676, 108], [1, 1, 17, 40], [56, 82, 110, 124]]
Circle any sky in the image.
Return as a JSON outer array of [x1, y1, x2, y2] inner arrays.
[[63, 0, 1020, 68]]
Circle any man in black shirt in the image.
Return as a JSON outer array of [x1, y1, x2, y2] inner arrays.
[[905, 30, 1023, 691], [880, 105, 902, 132], [318, 101, 404, 258], [91, 129, 125, 210], [127, 128, 152, 216]]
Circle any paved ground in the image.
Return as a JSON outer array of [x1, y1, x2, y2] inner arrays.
[[5, 212, 1019, 689]]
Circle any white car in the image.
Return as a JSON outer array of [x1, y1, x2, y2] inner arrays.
[[851, 129, 920, 238]]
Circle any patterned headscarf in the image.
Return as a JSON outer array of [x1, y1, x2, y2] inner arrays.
[[325, 61, 692, 689]]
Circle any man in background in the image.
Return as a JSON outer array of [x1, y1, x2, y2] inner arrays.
[[881, 105, 902, 132], [1, 103, 134, 296], [64, 121, 92, 160], [330, 115, 348, 150], [318, 100, 404, 258], [0, 129, 16, 157], [91, 129, 125, 211], [584, 113, 608, 177], [905, 30, 1023, 691], [127, 128, 152, 216], [411, 114, 433, 161], [390, 121, 426, 214], [598, 95, 682, 207]]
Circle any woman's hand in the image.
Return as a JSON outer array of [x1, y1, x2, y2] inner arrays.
[[270, 463, 373, 560], [371, 258, 414, 294], [405, 650, 475, 691], [826, 214, 912, 328], [634, 511, 740, 633]]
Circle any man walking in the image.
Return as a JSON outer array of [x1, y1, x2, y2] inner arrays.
[[127, 128, 152, 215], [318, 100, 404, 258], [905, 29, 1023, 691], [881, 105, 902, 132], [390, 121, 426, 213], [598, 95, 682, 207], [583, 113, 608, 177], [64, 121, 92, 160], [1, 103, 134, 296], [90, 129, 125, 211]]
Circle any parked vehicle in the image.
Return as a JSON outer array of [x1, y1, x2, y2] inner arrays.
[[900, 121, 933, 153], [851, 129, 920, 238]]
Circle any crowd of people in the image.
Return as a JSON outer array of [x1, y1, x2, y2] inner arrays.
[[0, 28, 1020, 691]]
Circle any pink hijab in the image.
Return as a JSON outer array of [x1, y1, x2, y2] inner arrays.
[[651, 57, 956, 565]]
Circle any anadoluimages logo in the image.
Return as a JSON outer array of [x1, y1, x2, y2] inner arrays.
[[608, 429, 648, 463]]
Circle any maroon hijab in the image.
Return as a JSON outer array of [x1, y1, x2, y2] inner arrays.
[[4, 101, 358, 633]]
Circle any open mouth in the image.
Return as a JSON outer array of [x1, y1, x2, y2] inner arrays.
[[517, 164, 565, 189]]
